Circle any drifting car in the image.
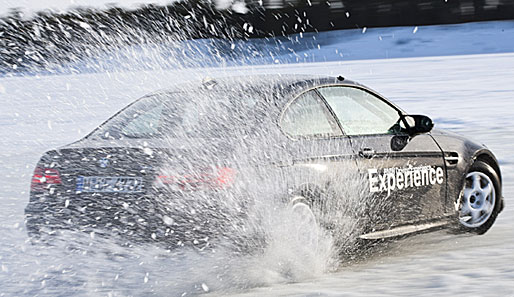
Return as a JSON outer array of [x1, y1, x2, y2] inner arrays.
[[25, 75, 504, 248]]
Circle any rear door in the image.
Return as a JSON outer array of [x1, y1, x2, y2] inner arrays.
[[316, 85, 446, 231], [278, 88, 364, 230], [280, 88, 356, 164]]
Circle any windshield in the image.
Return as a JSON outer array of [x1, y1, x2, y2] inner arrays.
[[89, 90, 260, 140]]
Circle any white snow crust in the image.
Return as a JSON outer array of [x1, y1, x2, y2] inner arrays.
[[0, 21, 513, 296]]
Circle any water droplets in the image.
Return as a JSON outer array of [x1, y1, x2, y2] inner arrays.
[[78, 22, 91, 30], [201, 283, 209, 292], [143, 147, 153, 156], [163, 215, 174, 226]]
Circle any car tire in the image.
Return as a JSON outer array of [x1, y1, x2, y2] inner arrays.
[[289, 196, 320, 252], [457, 160, 501, 234]]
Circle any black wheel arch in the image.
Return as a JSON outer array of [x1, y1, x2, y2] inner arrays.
[[291, 183, 325, 203], [472, 150, 502, 184], [471, 150, 504, 213]]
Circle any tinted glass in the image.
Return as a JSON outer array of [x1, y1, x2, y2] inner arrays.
[[318, 86, 400, 136], [121, 103, 164, 138], [89, 91, 260, 140], [162, 92, 259, 138], [281, 90, 341, 137], [90, 97, 166, 139]]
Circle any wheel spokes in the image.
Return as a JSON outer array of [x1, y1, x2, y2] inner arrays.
[[463, 188, 474, 201], [461, 202, 472, 216], [470, 209, 481, 222], [481, 183, 493, 198], [471, 174, 481, 191], [483, 200, 493, 213], [459, 171, 496, 228]]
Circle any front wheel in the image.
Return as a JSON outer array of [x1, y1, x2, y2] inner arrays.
[[457, 160, 501, 234]]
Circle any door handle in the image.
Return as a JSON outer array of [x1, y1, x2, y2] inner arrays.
[[444, 152, 459, 166], [359, 148, 376, 158]]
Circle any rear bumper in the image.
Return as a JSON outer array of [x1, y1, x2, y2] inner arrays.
[[25, 189, 247, 248]]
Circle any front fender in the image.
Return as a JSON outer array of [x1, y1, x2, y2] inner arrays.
[[430, 129, 502, 213]]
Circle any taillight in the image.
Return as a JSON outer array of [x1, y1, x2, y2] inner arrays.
[[31, 167, 62, 192], [155, 167, 236, 190], [213, 167, 236, 187]]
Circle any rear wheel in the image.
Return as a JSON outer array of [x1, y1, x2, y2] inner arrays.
[[289, 196, 320, 252], [457, 160, 501, 234]]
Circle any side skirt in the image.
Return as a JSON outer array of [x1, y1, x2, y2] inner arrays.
[[359, 219, 452, 240]]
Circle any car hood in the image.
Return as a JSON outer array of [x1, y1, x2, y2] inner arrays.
[[430, 128, 487, 150], [429, 128, 496, 168]]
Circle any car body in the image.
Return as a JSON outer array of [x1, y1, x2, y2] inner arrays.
[[25, 75, 504, 248]]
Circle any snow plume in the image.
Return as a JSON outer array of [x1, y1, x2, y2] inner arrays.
[[2, 76, 376, 296], [11, 135, 371, 295], [0, 1, 331, 76], [117, 76, 371, 293], [0, 1, 255, 76], [215, 0, 249, 13]]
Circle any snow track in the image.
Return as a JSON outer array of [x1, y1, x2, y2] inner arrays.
[[1, 52, 514, 296]]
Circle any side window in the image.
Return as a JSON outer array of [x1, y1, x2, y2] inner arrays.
[[318, 86, 400, 136], [281, 90, 341, 138], [94, 98, 166, 140], [121, 104, 164, 138]]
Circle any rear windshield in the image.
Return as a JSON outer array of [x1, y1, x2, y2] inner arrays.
[[89, 91, 261, 140]]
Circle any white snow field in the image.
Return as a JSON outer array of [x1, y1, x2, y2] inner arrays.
[[2, 17, 514, 295], [25, 20, 514, 75], [0, 52, 513, 296]]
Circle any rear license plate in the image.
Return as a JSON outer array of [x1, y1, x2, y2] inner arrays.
[[76, 176, 144, 193]]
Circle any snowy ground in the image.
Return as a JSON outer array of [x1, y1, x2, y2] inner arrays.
[[10, 20, 514, 75], [0, 52, 513, 296], [2, 13, 514, 294]]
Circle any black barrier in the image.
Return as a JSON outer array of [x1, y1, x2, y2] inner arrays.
[[253, 0, 514, 35]]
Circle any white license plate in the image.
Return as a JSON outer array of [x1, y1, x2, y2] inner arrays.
[[76, 176, 144, 193]]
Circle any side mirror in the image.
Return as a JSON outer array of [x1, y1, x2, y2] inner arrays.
[[401, 114, 434, 136]]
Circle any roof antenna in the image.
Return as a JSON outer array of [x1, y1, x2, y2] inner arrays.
[[337, 76, 345, 81], [202, 77, 217, 89]]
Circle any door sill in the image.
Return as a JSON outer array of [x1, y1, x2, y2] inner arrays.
[[359, 219, 451, 240]]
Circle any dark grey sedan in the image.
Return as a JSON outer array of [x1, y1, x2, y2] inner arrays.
[[26, 75, 504, 249]]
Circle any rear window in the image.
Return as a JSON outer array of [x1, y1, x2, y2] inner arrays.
[[89, 91, 260, 140]]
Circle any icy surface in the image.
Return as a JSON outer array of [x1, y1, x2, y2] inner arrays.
[[76, 20, 514, 73], [1, 51, 513, 295], [5, 20, 514, 76]]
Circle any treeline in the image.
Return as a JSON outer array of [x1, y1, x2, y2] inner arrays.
[[1, 0, 513, 75], [0, 1, 253, 74]]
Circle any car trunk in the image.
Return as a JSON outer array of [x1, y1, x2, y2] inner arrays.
[[27, 139, 245, 248]]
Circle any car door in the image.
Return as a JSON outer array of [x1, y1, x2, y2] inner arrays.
[[279, 88, 363, 219], [279, 88, 356, 164], [316, 85, 447, 231]]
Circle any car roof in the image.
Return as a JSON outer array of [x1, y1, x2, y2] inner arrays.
[[148, 74, 361, 98]]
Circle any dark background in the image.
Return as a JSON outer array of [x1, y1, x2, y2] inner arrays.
[[1, 0, 513, 74]]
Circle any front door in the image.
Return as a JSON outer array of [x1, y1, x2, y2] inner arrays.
[[316, 85, 446, 231]]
